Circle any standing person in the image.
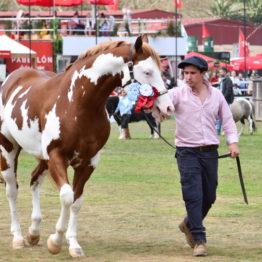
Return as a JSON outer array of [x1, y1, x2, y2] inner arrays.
[[230, 70, 240, 87], [114, 89, 134, 139], [219, 67, 234, 104], [108, 15, 116, 36], [216, 67, 234, 134], [237, 73, 248, 95], [85, 13, 95, 36], [167, 56, 239, 257], [210, 71, 219, 88]]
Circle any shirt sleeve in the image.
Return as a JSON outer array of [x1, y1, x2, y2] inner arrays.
[[218, 94, 239, 144], [168, 88, 178, 106]]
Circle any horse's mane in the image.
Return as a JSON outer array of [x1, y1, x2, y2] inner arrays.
[[78, 40, 126, 60], [65, 39, 161, 71]]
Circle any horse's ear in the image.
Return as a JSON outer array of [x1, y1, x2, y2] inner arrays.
[[141, 34, 149, 43], [134, 35, 143, 53]]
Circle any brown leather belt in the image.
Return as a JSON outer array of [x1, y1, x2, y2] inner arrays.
[[194, 145, 219, 152]]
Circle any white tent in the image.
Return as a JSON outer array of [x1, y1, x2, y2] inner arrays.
[[0, 35, 36, 58]]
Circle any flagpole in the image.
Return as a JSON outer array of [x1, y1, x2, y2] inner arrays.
[[243, 0, 247, 78], [95, 0, 98, 44], [29, 0, 32, 68], [175, 1, 178, 81]]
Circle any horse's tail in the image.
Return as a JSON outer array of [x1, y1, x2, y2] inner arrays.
[[249, 99, 257, 132]]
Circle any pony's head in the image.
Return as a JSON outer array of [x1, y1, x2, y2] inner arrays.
[[127, 35, 174, 121]]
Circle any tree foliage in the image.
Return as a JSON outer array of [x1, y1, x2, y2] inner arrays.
[[245, 0, 262, 23], [208, 0, 262, 23], [209, 0, 237, 18]]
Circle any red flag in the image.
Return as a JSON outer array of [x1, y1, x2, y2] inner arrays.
[[108, 0, 118, 10], [238, 28, 250, 57], [173, 0, 182, 8], [202, 24, 210, 38]]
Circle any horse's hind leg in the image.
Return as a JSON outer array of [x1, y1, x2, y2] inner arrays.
[[0, 143, 24, 249], [247, 115, 254, 135], [239, 119, 245, 135], [27, 159, 48, 246], [153, 123, 161, 139]]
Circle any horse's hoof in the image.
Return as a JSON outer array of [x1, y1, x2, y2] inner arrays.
[[27, 233, 40, 245], [12, 238, 25, 249], [47, 237, 61, 254], [69, 247, 85, 258]]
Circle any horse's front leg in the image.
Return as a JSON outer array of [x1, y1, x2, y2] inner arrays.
[[239, 119, 245, 135], [46, 149, 72, 255], [0, 146, 24, 249], [66, 152, 100, 257]]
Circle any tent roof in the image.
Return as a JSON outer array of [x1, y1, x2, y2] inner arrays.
[[185, 51, 216, 62], [0, 35, 36, 58]]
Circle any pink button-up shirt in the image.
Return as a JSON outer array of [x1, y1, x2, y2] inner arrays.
[[168, 82, 239, 147]]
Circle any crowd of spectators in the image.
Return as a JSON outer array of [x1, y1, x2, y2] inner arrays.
[[6, 11, 118, 40], [160, 59, 260, 99], [209, 70, 259, 96]]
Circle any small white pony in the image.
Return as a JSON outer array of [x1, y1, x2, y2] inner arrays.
[[230, 98, 256, 135]]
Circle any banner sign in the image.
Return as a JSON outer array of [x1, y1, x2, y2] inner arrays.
[[6, 41, 54, 73], [0, 50, 11, 58]]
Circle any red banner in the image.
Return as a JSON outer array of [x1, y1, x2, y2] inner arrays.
[[17, 0, 83, 7], [202, 24, 210, 38], [6, 41, 54, 73], [86, 0, 114, 5], [0, 50, 11, 58], [238, 28, 250, 58]]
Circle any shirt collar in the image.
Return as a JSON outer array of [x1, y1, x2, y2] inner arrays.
[[185, 79, 213, 94]]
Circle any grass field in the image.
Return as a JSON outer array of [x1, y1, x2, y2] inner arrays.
[[0, 119, 261, 262]]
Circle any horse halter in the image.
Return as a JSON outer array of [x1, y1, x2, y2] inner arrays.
[[122, 44, 168, 97]]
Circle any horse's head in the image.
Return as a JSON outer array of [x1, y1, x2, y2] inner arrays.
[[126, 35, 174, 122], [72, 36, 174, 121]]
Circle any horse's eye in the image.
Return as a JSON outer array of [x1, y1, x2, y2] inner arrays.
[[144, 71, 151, 76]]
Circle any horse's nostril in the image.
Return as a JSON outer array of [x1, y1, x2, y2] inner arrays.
[[167, 106, 174, 113]]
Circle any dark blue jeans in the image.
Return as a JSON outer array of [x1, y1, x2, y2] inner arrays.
[[175, 147, 218, 243]]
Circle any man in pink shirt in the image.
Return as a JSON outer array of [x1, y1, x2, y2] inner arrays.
[[168, 56, 239, 257]]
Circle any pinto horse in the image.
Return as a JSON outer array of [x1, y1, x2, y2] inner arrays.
[[0, 35, 174, 257], [106, 95, 161, 139]]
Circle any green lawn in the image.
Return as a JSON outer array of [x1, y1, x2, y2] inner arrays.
[[0, 119, 261, 262]]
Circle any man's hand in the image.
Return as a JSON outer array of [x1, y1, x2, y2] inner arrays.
[[228, 143, 240, 158]]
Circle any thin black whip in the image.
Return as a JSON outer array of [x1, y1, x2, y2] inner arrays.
[[142, 111, 248, 204]]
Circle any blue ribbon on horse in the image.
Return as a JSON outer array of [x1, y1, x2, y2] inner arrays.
[[135, 86, 159, 113], [127, 82, 140, 102]]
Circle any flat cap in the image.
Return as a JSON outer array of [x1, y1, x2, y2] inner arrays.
[[178, 56, 208, 71]]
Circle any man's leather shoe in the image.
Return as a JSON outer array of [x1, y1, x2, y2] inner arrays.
[[193, 242, 207, 257], [178, 221, 195, 248]]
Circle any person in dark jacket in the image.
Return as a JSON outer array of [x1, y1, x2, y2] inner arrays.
[[219, 67, 234, 104], [216, 67, 234, 134]]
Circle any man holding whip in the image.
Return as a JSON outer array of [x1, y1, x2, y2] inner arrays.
[[165, 56, 240, 257]]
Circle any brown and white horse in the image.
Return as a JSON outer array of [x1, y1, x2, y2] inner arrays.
[[0, 35, 174, 257]]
